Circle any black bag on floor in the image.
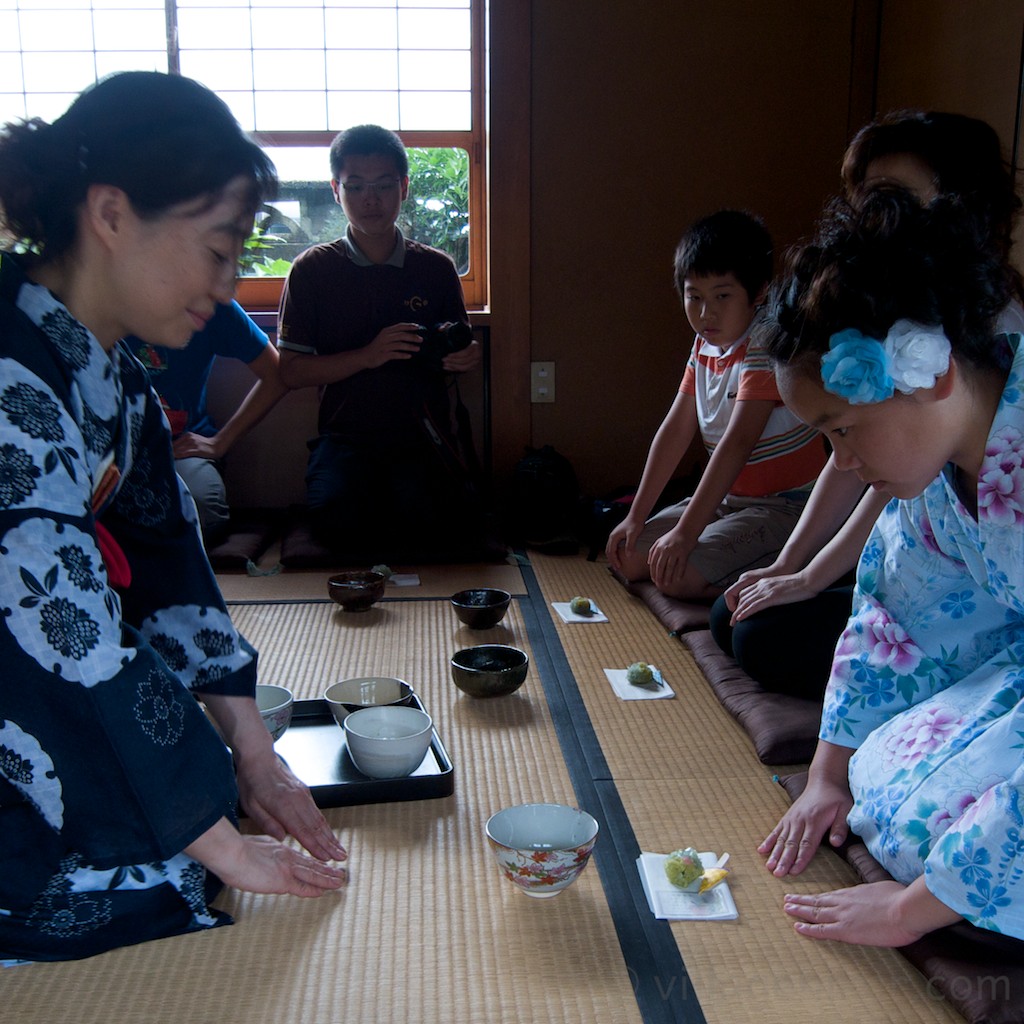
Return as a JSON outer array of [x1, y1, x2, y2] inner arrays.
[[507, 444, 580, 553], [582, 487, 634, 561]]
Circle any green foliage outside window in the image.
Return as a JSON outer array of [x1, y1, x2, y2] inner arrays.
[[402, 147, 470, 273], [239, 224, 292, 277], [241, 146, 470, 278]]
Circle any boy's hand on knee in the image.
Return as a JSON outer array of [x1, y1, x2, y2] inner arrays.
[[648, 529, 696, 591], [606, 517, 640, 571]]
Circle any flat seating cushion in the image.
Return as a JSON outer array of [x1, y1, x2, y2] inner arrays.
[[607, 569, 711, 634], [778, 771, 1024, 1024], [204, 509, 282, 570], [683, 630, 820, 765]]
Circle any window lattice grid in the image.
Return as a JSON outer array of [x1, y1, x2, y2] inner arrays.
[[0, 1, 473, 132]]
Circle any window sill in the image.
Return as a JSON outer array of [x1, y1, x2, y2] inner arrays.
[[237, 277, 284, 312], [237, 276, 489, 321]]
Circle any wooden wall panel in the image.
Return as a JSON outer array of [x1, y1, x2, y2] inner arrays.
[[485, 0, 1024, 498], [874, 0, 1023, 149], [526, 1, 857, 495], [873, 0, 1024, 277]]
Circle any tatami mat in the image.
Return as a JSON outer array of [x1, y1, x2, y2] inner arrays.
[[215, 561, 527, 603], [4, 556, 966, 1024], [524, 551, 964, 1024], [2, 598, 641, 1024], [621, 784, 963, 1024]]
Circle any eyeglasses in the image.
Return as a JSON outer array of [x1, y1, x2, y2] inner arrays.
[[339, 177, 401, 196]]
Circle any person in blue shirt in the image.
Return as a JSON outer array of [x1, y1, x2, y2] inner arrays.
[[129, 300, 286, 545]]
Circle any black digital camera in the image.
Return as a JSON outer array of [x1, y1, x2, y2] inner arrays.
[[414, 321, 473, 366]]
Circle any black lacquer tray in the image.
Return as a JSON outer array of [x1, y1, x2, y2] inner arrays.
[[273, 696, 454, 808]]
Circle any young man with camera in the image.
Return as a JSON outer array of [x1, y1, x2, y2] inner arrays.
[[278, 124, 489, 562]]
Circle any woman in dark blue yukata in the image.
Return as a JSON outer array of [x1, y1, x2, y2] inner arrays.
[[0, 71, 347, 962]]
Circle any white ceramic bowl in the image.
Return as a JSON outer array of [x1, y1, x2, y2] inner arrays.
[[485, 803, 599, 898], [343, 705, 433, 779], [255, 683, 294, 742], [324, 676, 415, 727]]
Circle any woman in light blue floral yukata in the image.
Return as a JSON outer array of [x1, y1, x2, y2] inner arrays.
[[0, 72, 346, 962], [756, 188, 1024, 948]]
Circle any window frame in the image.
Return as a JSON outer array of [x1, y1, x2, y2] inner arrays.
[[1, 0, 487, 312], [242, 124, 486, 311], [236, 0, 488, 312]]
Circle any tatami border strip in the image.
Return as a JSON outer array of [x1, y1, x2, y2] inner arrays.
[[518, 559, 706, 1024], [224, 596, 452, 606]]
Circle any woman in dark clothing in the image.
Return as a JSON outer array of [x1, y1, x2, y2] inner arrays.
[[0, 71, 346, 962]]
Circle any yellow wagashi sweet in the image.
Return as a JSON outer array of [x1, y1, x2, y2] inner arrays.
[[698, 867, 730, 893]]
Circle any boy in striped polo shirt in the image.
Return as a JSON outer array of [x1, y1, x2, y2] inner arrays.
[[607, 210, 827, 600]]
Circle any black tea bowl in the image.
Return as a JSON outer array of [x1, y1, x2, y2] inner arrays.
[[450, 588, 512, 629], [328, 570, 387, 612], [450, 644, 529, 698]]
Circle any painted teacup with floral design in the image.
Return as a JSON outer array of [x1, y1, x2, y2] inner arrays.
[[255, 683, 293, 742], [485, 803, 599, 898]]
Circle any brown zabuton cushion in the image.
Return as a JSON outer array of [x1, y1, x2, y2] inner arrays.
[[607, 569, 711, 634], [683, 629, 820, 765], [779, 771, 1024, 1024]]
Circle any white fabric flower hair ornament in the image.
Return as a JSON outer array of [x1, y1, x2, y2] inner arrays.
[[821, 319, 952, 405]]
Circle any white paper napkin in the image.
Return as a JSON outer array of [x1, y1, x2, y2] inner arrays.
[[552, 601, 608, 623], [636, 852, 737, 920], [388, 573, 420, 587], [603, 667, 674, 700]]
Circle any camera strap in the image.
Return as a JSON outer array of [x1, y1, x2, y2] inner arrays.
[[451, 377, 483, 482], [420, 384, 482, 491]]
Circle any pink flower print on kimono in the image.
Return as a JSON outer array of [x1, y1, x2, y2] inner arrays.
[[822, 596, 951, 739], [880, 703, 966, 770], [922, 789, 986, 843], [861, 603, 923, 675], [978, 426, 1024, 527]]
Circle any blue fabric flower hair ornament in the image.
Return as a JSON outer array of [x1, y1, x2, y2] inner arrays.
[[821, 320, 951, 405]]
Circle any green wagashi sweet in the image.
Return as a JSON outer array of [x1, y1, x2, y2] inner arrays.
[[664, 847, 704, 889], [626, 661, 655, 686], [569, 596, 593, 615], [370, 564, 393, 579]]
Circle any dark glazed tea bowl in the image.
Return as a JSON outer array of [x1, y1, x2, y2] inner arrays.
[[450, 588, 512, 629], [328, 570, 387, 612], [450, 644, 529, 698]]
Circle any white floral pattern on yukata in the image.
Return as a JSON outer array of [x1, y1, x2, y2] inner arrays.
[[0, 720, 63, 829], [0, 254, 246, 960], [821, 333, 1024, 938], [0, 516, 129, 682], [141, 605, 242, 690]]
